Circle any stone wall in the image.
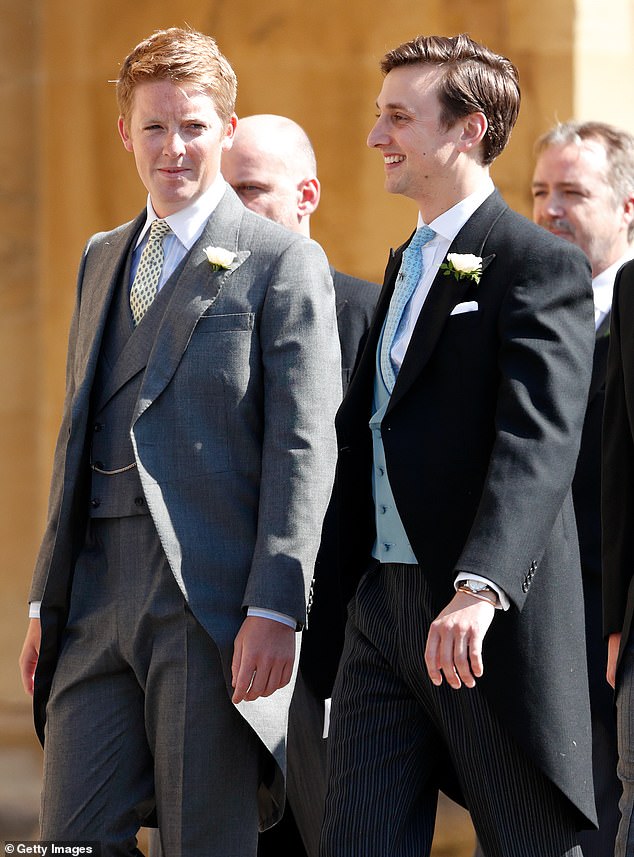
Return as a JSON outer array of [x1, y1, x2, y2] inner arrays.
[[3, 0, 634, 733]]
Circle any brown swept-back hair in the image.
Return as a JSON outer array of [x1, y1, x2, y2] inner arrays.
[[381, 33, 520, 166], [116, 27, 237, 128]]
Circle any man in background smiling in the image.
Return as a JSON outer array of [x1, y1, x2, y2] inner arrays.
[[532, 120, 634, 857]]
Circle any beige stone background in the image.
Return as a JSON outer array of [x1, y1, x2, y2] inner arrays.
[[2, 0, 634, 850]]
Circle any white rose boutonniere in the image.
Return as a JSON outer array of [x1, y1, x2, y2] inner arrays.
[[203, 246, 236, 271], [440, 253, 483, 285]]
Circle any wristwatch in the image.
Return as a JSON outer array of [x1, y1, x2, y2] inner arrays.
[[457, 579, 500, 606], [460, 579, 492, 595]]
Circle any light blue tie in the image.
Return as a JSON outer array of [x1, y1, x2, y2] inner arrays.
[[380, 225, 436, 391]]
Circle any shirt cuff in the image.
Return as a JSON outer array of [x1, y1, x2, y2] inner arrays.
[[454, 575, 510, 611], [247, 607, 297, 629], [29, 601, 41, 619]]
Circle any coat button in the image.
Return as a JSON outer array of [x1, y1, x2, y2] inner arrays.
[[94, 423, 103, 432], [90, 498, 101, 508], [134, 497, 145, 507]]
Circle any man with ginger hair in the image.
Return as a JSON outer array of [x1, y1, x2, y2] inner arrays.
[[321, 34, 596, 857], [18, 28, 341, 857]]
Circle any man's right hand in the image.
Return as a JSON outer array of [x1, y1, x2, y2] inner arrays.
[[19, 618, 41, 696], [607, 631, 622, 690], [424, 591, 496, 689]]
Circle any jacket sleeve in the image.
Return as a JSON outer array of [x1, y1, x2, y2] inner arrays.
[[28, 240, 92, 602], [455, 235, 595, 610], [602, 263, 634, 636], [241, 237, 342, 626]]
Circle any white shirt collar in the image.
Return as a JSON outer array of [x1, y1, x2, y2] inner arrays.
[[592, 247, 634, 328], [416, 177, 496, 242], [135, 173, 228, 250]]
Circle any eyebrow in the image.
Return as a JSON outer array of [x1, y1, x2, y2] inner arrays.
[[376, 101, 413, 112], [531, 180, 585, 189]]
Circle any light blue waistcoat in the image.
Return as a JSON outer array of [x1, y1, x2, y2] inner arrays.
[[370, 324, 418, 564]]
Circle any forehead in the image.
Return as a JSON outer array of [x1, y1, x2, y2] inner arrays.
[[534, 140, 610, 185], [129, 79, 219, 116], [377, 63, 445, 112], [224, 141, 289, 181]]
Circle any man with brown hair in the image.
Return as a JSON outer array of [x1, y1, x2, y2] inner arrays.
[[321, 34, 596, 857], [18, 27, 341, 857]]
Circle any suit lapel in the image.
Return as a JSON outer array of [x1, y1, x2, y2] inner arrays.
[[73, 213, 145, 403], [93, 256, 180, 412], [387, 191, 506, 412], [596, 310, 611, 340], [133, 189, 250, 423], [338, 246, 405, 420], [588, 309, 611, 401]]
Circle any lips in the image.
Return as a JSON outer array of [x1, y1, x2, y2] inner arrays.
[[384, 154, 405, 165]]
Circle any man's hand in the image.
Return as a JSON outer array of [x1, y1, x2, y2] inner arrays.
[[231, 616, 296, 703], [424, 591, 495, 689], [19, 618, 41, 696], [607, 631, 622, 690]]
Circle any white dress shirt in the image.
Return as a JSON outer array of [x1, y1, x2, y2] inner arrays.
[[592, 249, 634, 330], [390, 178, 495, 375]]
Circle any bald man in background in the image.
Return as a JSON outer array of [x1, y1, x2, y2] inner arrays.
[[223, 114, 380, 397], [222, 114, 380, 857]]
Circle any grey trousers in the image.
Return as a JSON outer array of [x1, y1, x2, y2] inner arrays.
[[320, 563, 583, 857], [152, 656, 328, 857], [40, 516, 261, 857]]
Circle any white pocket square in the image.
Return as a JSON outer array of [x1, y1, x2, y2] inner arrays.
[[450, 301, 479, 316]]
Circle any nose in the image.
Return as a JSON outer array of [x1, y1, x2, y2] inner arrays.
[[163, 131, 186, 158], [541, 192, 564, 218], [367, 115, 389, 149]]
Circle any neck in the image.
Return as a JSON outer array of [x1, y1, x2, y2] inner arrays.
[[416, 164, 490, 223]]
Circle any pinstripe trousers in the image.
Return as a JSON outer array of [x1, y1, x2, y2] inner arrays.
[[320, 563, 583, 857], [615, 632, 634, 857]]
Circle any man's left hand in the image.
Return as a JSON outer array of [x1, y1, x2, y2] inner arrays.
[[231, 616, 296, 703], [424, 591, 496, 690]]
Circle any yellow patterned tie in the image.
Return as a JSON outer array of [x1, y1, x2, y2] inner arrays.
[[130, 219, 171, 326]]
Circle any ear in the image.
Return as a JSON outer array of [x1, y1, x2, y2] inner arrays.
[[457, 112, 488, 154], [622, 193, 634, 229], [221, 113, 238, 152], [118, 116, 133, 152], [297, 177, 320, 218]]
